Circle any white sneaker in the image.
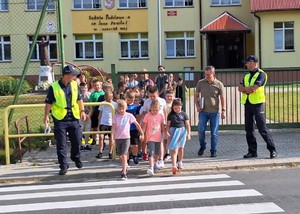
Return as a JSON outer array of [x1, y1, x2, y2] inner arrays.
[[147, 168, 154, 176], [155, 161, 162, 170], [177, 161, 183, 169], [159, 160, 165, 169]]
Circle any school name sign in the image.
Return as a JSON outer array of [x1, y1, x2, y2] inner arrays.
[[72, 10, 148, 33]]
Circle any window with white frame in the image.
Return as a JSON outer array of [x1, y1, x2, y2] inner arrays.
[[0, 36, 11, 61], [75, 34, 103, 59], [0, 0, 8, 11], [29, 35, 57, 61], [165, 0, 193, 7], [211, 0, 240, 6], [27, 0, 55, 11], [73, 0, 101, 9], [120, 33, 148, 59], [119, 0, 147, 8], [274, 22, 294, 51], [166, 32, 195, 58]]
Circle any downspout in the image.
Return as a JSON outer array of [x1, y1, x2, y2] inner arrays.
[[158, 0, 162, 65], [199, 0, 203, 69], [253, 12, 262, 67]]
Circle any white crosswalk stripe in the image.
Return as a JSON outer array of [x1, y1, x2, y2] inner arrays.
[[0, 174, 284, 214]]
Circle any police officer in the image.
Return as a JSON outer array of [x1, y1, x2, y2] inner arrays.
[[238, 55, 277, 159], [44, 65, 86, 175]]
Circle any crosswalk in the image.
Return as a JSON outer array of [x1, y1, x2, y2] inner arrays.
[[0, 174, 284, 214]]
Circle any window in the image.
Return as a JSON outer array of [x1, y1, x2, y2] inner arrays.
[[73, 0, 101, 9], [27, 0, 55, 11], [0, 36, 11, 61], [75, 34, 103, 59], [274, 22, 294, 51], [184, 67, 194, 81], [165, 0, 193, 7], [29, 35, 57, 61], [0, 0, 8, 11], [166, 32, 195, 58], [119, 0, 147, 8], [120, 33, 148, 59], [211, 0, 240, 6]]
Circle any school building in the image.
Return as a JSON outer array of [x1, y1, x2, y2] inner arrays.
[[0, 0, 300, 79]]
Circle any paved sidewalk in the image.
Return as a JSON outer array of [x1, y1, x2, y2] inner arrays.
[[0, 129, 299, 183]]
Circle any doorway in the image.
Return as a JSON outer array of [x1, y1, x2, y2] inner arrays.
[[207, 32, 245, 69]]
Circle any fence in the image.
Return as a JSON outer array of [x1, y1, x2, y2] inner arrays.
[[3, 102, 115, 165], [117, 68, 300, 130]]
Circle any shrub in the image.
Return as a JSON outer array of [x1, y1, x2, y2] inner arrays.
[[0, 77, 32, 96], [0, 149, 17, 165]]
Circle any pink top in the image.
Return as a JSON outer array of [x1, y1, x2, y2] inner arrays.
[[112, 112, 136, 139], [143, 112, 164, 143]]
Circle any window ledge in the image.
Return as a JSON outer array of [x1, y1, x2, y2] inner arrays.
[[210, 4, 241, 7], [25, 9, 55, 12], [165, 56, 196, 59], [0, 60, 12, 63], [119, 58, 149, 60], [274, 50, 295, 53], [117, 7, 148, 10], [74, 59, 103, 61], [164, 6, 194, 9]]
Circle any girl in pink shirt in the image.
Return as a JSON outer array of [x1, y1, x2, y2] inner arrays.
[[111, 100, 144, 181], [142, 100, 165, 176]]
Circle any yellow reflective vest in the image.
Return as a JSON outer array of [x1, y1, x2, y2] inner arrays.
[[51, 80, 80, 120], [241, 69, 267, 104]]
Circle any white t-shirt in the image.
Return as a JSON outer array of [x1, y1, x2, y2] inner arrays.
[[140, 97, 167, 120], [98, 101, 117, 126]]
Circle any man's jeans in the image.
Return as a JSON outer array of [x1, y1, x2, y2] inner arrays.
[[198, 112, 220, 153]]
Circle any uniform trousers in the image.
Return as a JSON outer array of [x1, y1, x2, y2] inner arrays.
[[54, 119, 82, 169], [244, 102, 276, 154]]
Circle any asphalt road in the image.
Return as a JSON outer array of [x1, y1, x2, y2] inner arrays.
[[228, 167, 300, 214], [3, 167, 300, 213]]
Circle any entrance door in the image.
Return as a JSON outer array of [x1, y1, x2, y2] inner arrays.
[[208, 32, 244, 69]]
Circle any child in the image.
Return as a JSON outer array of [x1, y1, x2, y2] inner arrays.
[[175, 76, 188, 101], [142, 100, 165, 176], [165, 99, 191, 175], [79, 82, 93, 151], [125, 90, 140, 165], [89, 80, 105, 145], [140, 86, 167, 168], [117, 81, 127, 100], [163, 90, 175, 160], [96, 91, 117, 159], [96, 81, 114, 149], [111, 100, 144, 180]]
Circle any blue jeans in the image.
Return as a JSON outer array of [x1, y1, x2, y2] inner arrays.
[[198, 112, 220, 154]]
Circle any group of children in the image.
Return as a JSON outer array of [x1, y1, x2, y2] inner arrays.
[[79, 77, 191, 180]]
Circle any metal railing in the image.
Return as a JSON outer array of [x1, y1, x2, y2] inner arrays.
[[116, 68, 300, 130], [3, 102, 115, 165]]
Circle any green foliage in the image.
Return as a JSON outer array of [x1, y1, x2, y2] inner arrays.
[[0, 77, 32, 96], [0, 149, 17, 165]]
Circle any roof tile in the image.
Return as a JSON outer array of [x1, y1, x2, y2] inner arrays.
[[200, 12, 251, 32], [251, 0, 300, 12]]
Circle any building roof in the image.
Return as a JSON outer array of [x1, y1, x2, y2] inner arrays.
[[251, 0, 300, 12], [200, 12, 251, 33]]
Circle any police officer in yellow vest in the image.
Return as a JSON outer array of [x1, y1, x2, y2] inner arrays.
[[238, 55, 277, 159], [44, 65, 86, 175]]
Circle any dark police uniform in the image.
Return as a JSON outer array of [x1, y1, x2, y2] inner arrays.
[[45, 79, 83, 170], [240, 68, 276, 157]]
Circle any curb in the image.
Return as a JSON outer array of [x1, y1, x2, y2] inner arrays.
[[1, 159, 299, 184]]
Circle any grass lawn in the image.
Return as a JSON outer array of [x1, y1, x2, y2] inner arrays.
[[266, 91, 300, 123], [0, 94, 46, 135]]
